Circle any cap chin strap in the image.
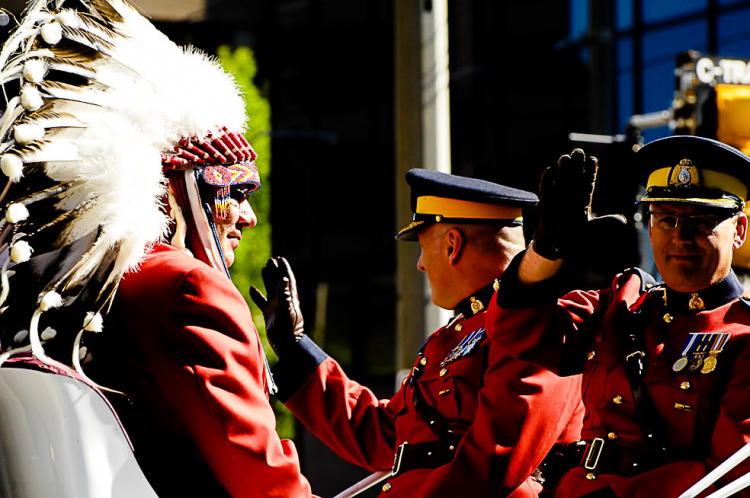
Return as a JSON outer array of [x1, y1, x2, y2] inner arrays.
[[182, 170, 231, 278]]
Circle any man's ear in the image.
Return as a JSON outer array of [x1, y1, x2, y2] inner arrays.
[[445, 227, 465, 265], [734, 212, 748, 250]]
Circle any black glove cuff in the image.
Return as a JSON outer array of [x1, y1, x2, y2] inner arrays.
[[531, 232, 561, 261], [271, 335, 328, 403], [495, 249, 562, 309]]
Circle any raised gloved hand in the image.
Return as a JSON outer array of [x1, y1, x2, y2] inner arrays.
[[249, 256, 305, 357], [532, 148, 626, 261]]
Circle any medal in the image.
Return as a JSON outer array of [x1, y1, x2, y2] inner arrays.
[[687, 355, 703, 372], [700, 333, 730, 375], [441, 328, 486, 367], [701, 354, 717, 374], [673, 333, 698, 372], [676, 333, 731, 375], [672, 357, 688, 372]]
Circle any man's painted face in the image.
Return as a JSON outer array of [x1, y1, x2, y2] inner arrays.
[[648, 202, 746, 293], [211, 187, 257, 268]]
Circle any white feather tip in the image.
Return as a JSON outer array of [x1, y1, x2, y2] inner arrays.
[[5, 203, 29, 224], [0, 155, 24, 182], [83, 311, 103, 332], [40, 327, 57, 340], [13, 330, 29, 343], [41, 22, 63, 45], [40, 291, 63, 312], [23, 60, 47, 84], [10, 240, 33, 263], [55, 10, 78, 28], [14, 123, 45, 145], [20, 87, 44, 112]]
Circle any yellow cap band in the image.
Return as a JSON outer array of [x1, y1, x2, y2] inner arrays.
[[416, 195, 523, 221], [646, 167, 747, 202]]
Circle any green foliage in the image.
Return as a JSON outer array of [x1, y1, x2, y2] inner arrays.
[[217, 46, 296, 440]]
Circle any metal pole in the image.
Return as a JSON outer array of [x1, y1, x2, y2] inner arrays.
[[679, 441, 750, 498], [394, 0, 452, 388]]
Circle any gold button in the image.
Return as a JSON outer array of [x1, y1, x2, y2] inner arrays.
[[586, 473, 597, 480], [382, 483, 392, 492], [435, 215, 442, 222], [608, 432, 617, 440], [455, 324, 463, 332], [449, 445, 455, 451], [663, 313, 673, 323], [681, 381, 691, 390], [420, 358, 427, 366], [613, 395, 623, 405], [439, 368, 448, 377], [587, 351, 596, 360]]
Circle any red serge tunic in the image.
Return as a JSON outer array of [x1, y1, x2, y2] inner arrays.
[[88, 243, 313, 498], [273, 285, 584, 498], [487, 254, 750, 498]]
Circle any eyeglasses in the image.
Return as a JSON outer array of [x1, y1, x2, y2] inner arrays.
[[230, 185, 254, 202], [649, 212, 731, 234]]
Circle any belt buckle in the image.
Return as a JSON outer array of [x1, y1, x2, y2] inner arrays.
[[583, 438, 605, 471], [392, 442, 409, 476]]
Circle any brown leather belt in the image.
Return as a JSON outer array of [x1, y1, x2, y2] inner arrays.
[[391, 442, 455, 478], [581, 438, 675, 478]]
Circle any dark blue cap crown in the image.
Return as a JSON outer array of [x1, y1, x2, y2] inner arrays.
[[637, 136, 750, 210], [396, 169, 538, 240]]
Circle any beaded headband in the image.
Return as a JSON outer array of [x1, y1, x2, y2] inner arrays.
[[162, 128, 261, 218]]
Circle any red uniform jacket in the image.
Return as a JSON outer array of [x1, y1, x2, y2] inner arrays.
[[273, 287, 584, 498], [488, 256, 750, 498], [88, 243, 312, 498]]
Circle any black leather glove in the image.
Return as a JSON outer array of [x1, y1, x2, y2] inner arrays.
[[249, 256, 305, 357], [533, 148, 626, 260]]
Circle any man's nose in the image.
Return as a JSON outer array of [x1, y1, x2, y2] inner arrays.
[[237, 200, 257, 229], [417, 252, 426, 272], [673, 217, 695, 243]]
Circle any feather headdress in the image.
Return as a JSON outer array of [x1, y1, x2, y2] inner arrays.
[[0, 0, 259, 368]]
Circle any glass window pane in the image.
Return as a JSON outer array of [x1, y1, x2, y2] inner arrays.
[[718, 7, 750, 56], [579, 46, 590, 65], [617, 37, 633, 71], [642, 21, 707, 116], [570, 0, 588, 39], [617, 38, 634, 128], [643, 0, 706, 24], [616, 0, 633, 31]]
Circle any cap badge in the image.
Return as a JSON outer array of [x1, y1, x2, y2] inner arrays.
[[669, 159, 701, 189]]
